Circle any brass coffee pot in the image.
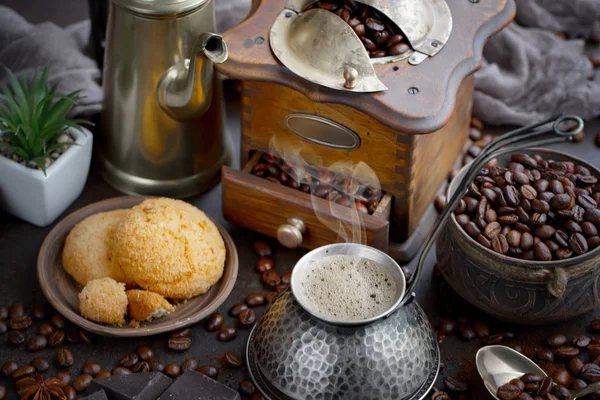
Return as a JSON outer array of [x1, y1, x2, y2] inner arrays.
[[99, 0, 231, 197]]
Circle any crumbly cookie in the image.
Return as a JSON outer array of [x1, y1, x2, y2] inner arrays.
[[113, 198, 226, 299], [126, 289, 174, 322], [62, 210, 133, 285], [79, 277, 128, 325]]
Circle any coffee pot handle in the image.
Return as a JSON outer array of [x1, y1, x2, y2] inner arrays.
[[398, 115, 584, 306]]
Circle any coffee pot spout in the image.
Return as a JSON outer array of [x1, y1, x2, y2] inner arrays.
[[157, 33, 228, 121]]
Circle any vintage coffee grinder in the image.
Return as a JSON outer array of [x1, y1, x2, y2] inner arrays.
[[218, 0, 515, 260]]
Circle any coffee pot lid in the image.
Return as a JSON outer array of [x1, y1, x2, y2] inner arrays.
[[112, 0, 210, 16]]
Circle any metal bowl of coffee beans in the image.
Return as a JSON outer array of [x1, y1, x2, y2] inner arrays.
[[437, 148, 600, 325]]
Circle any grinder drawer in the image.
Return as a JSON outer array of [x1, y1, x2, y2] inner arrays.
[[222, 152, 392, 252]]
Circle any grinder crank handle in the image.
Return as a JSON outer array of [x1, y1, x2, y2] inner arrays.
[[389, 115, 585, 313]]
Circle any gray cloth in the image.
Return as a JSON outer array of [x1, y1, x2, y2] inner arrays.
[[0, 7, 102, 117], [474, 0, 600, 126]]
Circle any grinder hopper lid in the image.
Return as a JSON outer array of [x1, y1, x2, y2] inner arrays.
[[269, 0, 453, 92]]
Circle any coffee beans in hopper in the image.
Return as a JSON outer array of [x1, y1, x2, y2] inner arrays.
[[251, 153, 383, 215], [305, 0, 412, 59], [455, 153, 600, 261]]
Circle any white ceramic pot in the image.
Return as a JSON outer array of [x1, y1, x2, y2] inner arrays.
[[0, 127, 93, 227]]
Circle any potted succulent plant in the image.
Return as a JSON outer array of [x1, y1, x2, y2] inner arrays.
[[0, 68, 93, 227]]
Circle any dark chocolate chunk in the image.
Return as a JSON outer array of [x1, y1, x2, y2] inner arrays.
[[79, 390, 109, 400], [158, 371, 240, 400], [90, 372, 172, 400]]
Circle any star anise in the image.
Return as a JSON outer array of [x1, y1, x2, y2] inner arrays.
[[16, 373, 67, 400]]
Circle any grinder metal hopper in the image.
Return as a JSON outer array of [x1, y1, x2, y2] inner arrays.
[[270, 0, 453, 92]]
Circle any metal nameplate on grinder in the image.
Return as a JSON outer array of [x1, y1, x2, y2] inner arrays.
[[285, 114, 361, 150]]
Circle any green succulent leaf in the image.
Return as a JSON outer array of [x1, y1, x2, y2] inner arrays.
[[0, 66, 93, 170]]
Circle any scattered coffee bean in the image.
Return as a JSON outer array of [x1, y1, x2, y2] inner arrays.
[[222, 352, 243, 368], [573, 336, 591, 348], [132, 361, 150, 374], [96, 370, 110, 378], [170, 327, 192, 338], [25, 335, 47, 352], [261, 271, 281, 288], [438, 318, 456, 335], [48, 330, 65, 347], [150, 361, 164, 373], [57, 349, 74, 367], [9, 304, 24, 318], [256, 257, 274, 273], [31, 356, 49, 373], [206, 313, 225, 332], [1, 362, 17, 377], [82, 362, 102, 375], [547, 333, 568, 347], [65, 327, 80, 344], [56, 372, 71, 386], [10, 315, 32, 330], [32, 304, 46, 320], [253, 241, 272, 257], [229, 303, 249, 317], [239, 308, 256, 327], [7, 330, 25, 346], [51, 315, 66, 330], [120, 353, 139, 368], [569, 357, 585, 376], [12, 365, 35, 379], [181, 358, 198, 373], [37, 323, 54, 336], [581, 363, 600, 382], [64, 386, 77, 400], [72, 374, 93, 392], [246, 293, 266, 307], [473, 322, 490, 338], [239, 381, 256, 396], [0, 306, 7, 321], [167, 337, 192, 352], [217, 326, 238, 342], [456, 323, 476, 341], [136, 346, 154, 361], [196, 365, 220, 379], [79, 329, 95, 344], [164, 363, 181, 378], [435, 195, 447, 212], [552, 368, 570, 386], [111, 366, 132, 376]]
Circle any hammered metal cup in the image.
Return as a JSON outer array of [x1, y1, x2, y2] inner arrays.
[[246, 244, 440, 400]]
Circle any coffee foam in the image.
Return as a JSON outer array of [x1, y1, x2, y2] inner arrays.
[[296, 254, 397, 321]]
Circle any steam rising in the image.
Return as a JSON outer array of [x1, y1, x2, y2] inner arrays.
[[269, 136, 381, 245]]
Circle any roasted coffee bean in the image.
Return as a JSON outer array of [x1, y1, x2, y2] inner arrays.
[[7, 330, 25, 346], [197, 365, 220, 379], [509, 379, 525, 392], [136, 346, 153, 361], [82, 362, 102, 376], [10, 315, 32, 330], [0, 322, 6, 336], [26, 335, 47, 352], [569, 357, 585, 376], [484, 222, 502, 239], [239, 308, 256, 327], [32, 304, 46, 320], [1, 361, 17, 378], [51, 315, 66, 330], [507, 230, 522, 247], [37, 323, 54, 336], [65, 327, 80, 344], [483, 333, 505, 346], [547, 333, 568, 347], [389, 43, 410, 56], [583, 222, 598, 237], [537, 376, 553, 396], [439, 318, 456, 335], [516, 393, 533, 400], [535, 225, 556, 241], [434, 195, 447, 212], [72, 374, 93, 392], [229, 303, 249, 317], [150, 361, 164, 373], [456, 323, 476, 341], [522, 373, 544, 384], [12, 365, 35, 379], [281, 272, 291, 285], [0, 306, 7, 321], [520, 232, 534, 250], [444, 377, 469, 393], [581, 363, 600, 382], [111, 366, 132, 376], [48, 330, 65, 347], [9, 304, 24, 318], [57, 349, 74, 367], [164, 363, 181, 378], [246, 293, 266, 307], [253, 241, 272, 257], [239, 381, 256, 396], [0, 386, 5, 400], [497, 383, 521, 399], [31, 357, 49, 373], [532, 199, 550, 213], [120, 353, 139, 368], [217, 327, 238, 342], [551, 384, 571, 399], [131, 362, 149, 374], [477, 234, 492, 249], [206, 313, 225, 332], [222, 352, 243, 368], [168, 337, 192, 352], [265, 292, 278, 304], [95, 371, 109, 379], [169, 329, 190, 339], [552, 369, 570, 386], [535, 348, 554, 362], [588, 343, 600, 359], [555, 346, 580, 360], [456, 214, 470, 227], [492, 234, 509, 255], [473, 322, 490, 338], [181, 358, 198, 373], [56, 371, 71, 386], [262, 271, 281, 288], [586, 209, 600, 225], [573, 336, 592, 348], [64, 386, 77, 400], [571, 379, 587, 390], [256, 257, 274, 273], [570, 233, 588, 255], [589, 236, 600, 249]]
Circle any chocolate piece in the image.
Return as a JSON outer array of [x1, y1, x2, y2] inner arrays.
[[90, 372, 171, 400], [158, 371, 240, 400], [79, 390, 109, 400]]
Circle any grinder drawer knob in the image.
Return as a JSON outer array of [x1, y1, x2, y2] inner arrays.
[[277, 218, 306, 249]]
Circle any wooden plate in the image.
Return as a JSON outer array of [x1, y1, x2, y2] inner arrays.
[[37, 196, 239, 337]]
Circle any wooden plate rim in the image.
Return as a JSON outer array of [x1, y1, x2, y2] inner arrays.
[[37, 196, 239, 337]]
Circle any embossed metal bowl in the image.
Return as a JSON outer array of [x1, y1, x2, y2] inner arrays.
[[437, 148, 600, 325], [246, 244, 440, 400]]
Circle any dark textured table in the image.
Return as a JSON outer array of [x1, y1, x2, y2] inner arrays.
[[1, 87, 599, 399]]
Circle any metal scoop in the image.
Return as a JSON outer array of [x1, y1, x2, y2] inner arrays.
[[477, 345, 600, 399]]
